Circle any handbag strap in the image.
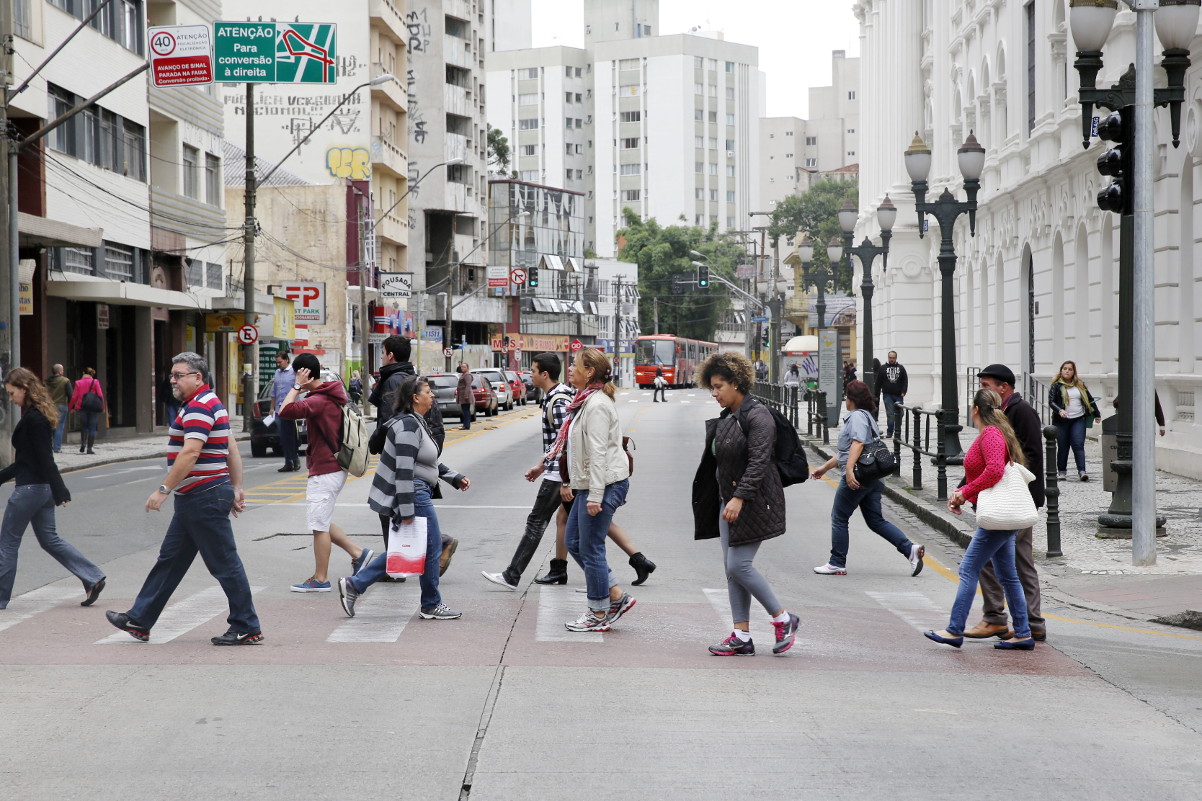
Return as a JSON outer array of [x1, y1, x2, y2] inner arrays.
[[856, 408, 881, 444]]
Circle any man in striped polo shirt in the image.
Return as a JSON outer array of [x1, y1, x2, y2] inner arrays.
[[106, 352, 262, 645]]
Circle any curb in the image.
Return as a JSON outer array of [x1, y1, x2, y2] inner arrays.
[[59, 432, 253, 475]]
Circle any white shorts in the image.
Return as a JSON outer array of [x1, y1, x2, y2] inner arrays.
[[306, 470, 347, 532]]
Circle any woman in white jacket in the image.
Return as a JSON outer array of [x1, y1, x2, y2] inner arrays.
[[546, 348, 635, 633]]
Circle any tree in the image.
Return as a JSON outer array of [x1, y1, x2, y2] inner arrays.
[[487, 127, 510, 175], [768, 179, 859, 293], [617, 209, 745, 342]]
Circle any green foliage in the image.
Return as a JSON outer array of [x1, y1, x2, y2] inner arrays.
[[617, 209, 744, 342], [769, 179, 859, 293], [487, 127, 510, 175]]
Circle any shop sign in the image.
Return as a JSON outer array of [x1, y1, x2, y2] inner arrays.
[[280, 282, 326, 325]]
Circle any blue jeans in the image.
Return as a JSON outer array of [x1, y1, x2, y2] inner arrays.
[[566, 479, 628, 612], [277, 417, 300, 465], [126, 483, 260, 633], [828, 477, 915, 569], [882, 393, 904, 436], [352, 479, 443, 610], [0, 484, 105, 606], [1056, 416, 1087, 474], [947, 528, 1031, 638], [460, 403, 474, 429], [79, 410, 101, 437], [54, 404, 68, 451]]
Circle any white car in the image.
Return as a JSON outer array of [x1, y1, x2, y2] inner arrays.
[[471, 368, 515, 411]]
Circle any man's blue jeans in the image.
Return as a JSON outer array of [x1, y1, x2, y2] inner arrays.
[[882, 393, 904, 436], [126, 483, 260, 633], [828, 477, 915, 569], [53, 404, 68, 451], [946, 528, 1031, 638], [0, 484, 105, 606], [277, 417, 300, 465], [352, 479, 444, 610], [566, 479, 628, 612]]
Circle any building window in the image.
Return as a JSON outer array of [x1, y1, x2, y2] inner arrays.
[[620, 58, 640, 70], [695, 109, 704, 121], [48, 86, 74, 154], [696, 214, 704, 225], [726, 190, 735, 202], [520, 144, 536, 156], [575, 67, 582, 77], [805, 158, 817, 167], [695, 187, 704, 200], [13, 0, 31, 39], [575, 118, 582, 128], [575, 93, 582, 102], [805, 136, 817, 145], [622, 189, 641, 201], [725, 61, 734, 73], [708, 111, 717, 123], [725, 87, 734, 100], [622, 137, 639, 149], [726, 113, 735, 126], [695, 135, 704, 148], [59, 246, 95, 275], [708, 163, 717, 175], [694, 56, 704, 69], [518, 169, 539, 181], [726, 216, 735, 228], [709, 189, 717, 201], [519, 93, 539, 105], [182, 145, 199, 199], [847, 128, 855, 134], [519, 118, 539, 130], [695, 161, 704, 174], [620, 110, 642, 123], [694, 82, 704, 94], [565, 66, 572, 77], [566, 144, 574, 155], [848, 151, 855, 157], [709, 85, 717, 97], [186, 259, 204, 287], [206, 262, 223, 291], [1026, 1, 1036, 133], [565, 117, 573, 128], [708, 58, 717, 70], [525, 68, 539, 79], [103, 242, 135, 280], [848, 90, 856, 100], [205, 153, 221, 206], [619, 163, 642, 175], [726, 165, 735, 177], [725, 139, 735, 150], [123, 120, 146, 181], [785, 131, 793, 137], [709, 138, 718, 149]]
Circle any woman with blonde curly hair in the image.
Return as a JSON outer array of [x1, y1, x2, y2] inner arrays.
[[691, 351, 799, 656], [0, 367, 105, 609]]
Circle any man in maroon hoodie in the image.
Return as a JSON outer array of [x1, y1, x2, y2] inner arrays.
[[278, 353, 374, 592]]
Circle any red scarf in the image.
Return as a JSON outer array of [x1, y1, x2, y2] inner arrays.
[[544, 382, 604, 462]]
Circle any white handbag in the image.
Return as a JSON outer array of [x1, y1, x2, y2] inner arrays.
[[975, 461, 1040, 531]]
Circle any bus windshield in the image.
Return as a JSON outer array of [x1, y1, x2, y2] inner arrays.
[[635, 339, 675, 366]]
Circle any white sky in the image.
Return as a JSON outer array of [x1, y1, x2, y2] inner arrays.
[[528, 0, 861, 119]]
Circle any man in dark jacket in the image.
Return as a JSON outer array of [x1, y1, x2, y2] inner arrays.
[[877, 351, 908, 438], [964, 363, 1047, 641], [370, 335, 444, 447]]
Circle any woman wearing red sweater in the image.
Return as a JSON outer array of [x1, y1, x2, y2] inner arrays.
[[925, 389, 1034, 650]]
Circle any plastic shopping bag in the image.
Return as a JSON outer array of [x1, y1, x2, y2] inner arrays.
[[386, 516, 428, 577]]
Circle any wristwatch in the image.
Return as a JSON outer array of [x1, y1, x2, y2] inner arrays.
[[293, 384, 302, 391], [158, 484, 170, 495]]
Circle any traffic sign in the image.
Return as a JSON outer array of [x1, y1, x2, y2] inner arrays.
[[237, 325, 259, 345], [148, 25, 213, 87], [569, 338, 584, 352], [751, 315, 770, 323], [443, 347, 453, 357], [509, 267, 527, 285], [213, 22, 337, 84]]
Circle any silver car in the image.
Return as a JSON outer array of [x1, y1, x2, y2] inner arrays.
[[471, 368, 514, 411]]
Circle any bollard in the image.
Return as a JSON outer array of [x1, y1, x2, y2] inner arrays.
[[935, 409, 948, 501], [817, 390, 829, 445], [892, 402, 902, 476], [911, 406, 923, 490], [1043, 425, 1063, 557], [804, 390, 815, 437]]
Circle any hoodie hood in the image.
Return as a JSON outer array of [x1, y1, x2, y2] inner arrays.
[[309, 381, 348, 405]]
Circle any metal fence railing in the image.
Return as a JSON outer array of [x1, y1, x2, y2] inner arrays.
[[892, 403, 951, 501]]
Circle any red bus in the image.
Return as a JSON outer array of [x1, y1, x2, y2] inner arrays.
[[633, 335, 718, 389]]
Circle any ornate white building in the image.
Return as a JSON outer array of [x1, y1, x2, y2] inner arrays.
[[852, 0, 1201, 478]]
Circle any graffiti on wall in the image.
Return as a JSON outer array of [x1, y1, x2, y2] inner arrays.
[[326, 146, 372, 180]]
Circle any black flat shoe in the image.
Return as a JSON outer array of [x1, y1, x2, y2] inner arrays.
[[81, 577, 106, 607], [924, 630, 963, 648]]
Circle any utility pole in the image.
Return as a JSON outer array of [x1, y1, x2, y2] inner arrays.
[[1, 0, 15, 464], [653, 296, 658, 335], [357, 201, 372, 416], [241, 83, 256, 432], [613, 275, 623, 382]]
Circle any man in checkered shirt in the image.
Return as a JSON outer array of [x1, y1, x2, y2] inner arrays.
[[481, 353, 574, 590]]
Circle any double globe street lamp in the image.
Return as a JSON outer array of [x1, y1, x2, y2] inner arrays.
[[903, 130, 986, 461], [838, 196, 896, 395]]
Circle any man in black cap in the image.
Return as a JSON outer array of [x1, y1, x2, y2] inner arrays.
[[964, 363, 1047, 642]]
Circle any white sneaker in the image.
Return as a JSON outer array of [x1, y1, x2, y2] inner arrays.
[[909, 544, 925, 577], [481, 571, 518, 590], [813, 563, 847, 575]]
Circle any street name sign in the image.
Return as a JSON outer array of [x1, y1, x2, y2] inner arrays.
[[213, 22, 337, 84], [149, 25, 213, 87]]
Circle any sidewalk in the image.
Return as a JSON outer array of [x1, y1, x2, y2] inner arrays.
[[804, 414, 1202, 630], [53, 418, 256, 474]]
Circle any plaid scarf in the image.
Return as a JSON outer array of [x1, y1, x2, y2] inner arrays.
[[544, 382, 604, 463]]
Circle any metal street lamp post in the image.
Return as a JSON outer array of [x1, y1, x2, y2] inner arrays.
[[839, 196, 896, 396], [904, 130, 985, 462]]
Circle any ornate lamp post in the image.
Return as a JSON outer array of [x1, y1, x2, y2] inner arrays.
[[839, 196, 896, 395], [904, 130, 985, 461]]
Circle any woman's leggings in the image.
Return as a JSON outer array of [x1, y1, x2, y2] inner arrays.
[[718, 514, 782, 623]]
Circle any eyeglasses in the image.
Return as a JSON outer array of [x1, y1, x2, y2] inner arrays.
[[169, 371, 200, 381]]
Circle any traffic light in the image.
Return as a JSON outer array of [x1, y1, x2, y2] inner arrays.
[[761, 328, 770, 348], [528, 265, 539, 288], [696, 264, 709, 288], [1096, 109, 1133, 215]]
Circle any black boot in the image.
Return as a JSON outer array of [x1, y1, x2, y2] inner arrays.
[[629, 552, 656, 586], [86, 434, 95, 455], [534, 558, 568, 585], [79, 440, 86, 454]]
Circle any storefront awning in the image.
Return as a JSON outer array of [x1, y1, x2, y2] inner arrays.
[[18, 213, 103, 249], [47, 272, 206, 310]]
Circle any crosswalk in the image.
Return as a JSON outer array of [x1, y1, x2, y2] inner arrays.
[[94, 585, 266, 645]]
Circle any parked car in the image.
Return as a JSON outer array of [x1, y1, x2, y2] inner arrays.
[[425, 372, 497, 418], [517, 371, 541, 404], [470, 372, 499, 416], [471, 368, 515, 411], [249, 368, 344, 457], [504, 370, 527, 406]]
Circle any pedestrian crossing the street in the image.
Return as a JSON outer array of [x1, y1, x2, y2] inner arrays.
[[327, 587, 419, 643], [94, 585, 266, 645], [537, 585, 603, 641]]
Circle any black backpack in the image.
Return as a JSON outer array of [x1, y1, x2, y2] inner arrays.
[[737, 401, 809, 487]]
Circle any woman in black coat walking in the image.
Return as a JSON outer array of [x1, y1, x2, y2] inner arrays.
[[0, 368, 106, 609], [692, 352, 798, 657]]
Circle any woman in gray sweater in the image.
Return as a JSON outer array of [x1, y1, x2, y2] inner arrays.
[[339, 376, 469, 620]]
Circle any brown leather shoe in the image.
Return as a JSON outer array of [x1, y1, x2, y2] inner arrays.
[[439, 537, 459, 576], [962, 621, 1010, 639]]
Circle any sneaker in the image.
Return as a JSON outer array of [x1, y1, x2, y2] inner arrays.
[[813, 563, 847, 575], [909, 544, 925, 577], [211, 630, 264, 646], [1079, 473, 1090, 482], [419, 603, 462, 620], [105, 610, 149, 642], [290, 577, 332, 593], [565, 610, 611, 632], [440, 538, 459, 576], [351, 548, 375, 576], [1058, 471, 1068, 479], [773, 613, 801, 654], [709, 632, 755, 656], [606, 592, 636, 624], [338, 577, 360, 618], [481, 571, 518, 591]]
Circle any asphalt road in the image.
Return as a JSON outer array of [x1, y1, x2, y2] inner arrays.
[[2, 389, 1201, 800]]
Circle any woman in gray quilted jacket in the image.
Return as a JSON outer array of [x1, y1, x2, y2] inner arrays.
[[692, 351, 798, 657]]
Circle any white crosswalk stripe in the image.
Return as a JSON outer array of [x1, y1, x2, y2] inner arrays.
[[864, 590, 944, 633], [0, 586, 80, 633], [95, 585, 266, 645], [327, 585, 420, 642], [537, 585, 603, 641]]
